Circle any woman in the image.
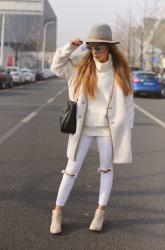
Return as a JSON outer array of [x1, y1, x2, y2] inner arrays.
[[50, 23, 134, 234]]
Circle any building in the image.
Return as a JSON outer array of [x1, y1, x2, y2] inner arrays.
[[134, 17, 165, 70], [143, 17, 165, 54], [0, 0, 57, 68]]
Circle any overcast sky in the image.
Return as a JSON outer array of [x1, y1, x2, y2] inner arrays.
[[49, 0, 164, 47]]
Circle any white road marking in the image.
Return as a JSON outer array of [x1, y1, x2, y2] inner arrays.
[[0, 87, 67, 145], [46, 97, 55, 104], [134, 103, 165, 129], [0, 88, 164, 146], [22, 112, 38, 123], [0, 123, 24, 145]]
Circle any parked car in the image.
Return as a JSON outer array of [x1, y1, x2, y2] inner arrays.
[[0, 66, 13, 89], [132, 71, 165, 98], [20, 68, 36, 83], [31, 68, 44, 81], [6, 66, 26, 85], [43, 68, 56, 79]]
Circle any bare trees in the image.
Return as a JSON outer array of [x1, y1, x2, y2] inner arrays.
[[4, 15, 42, 66], [113, 0, 165, 70]]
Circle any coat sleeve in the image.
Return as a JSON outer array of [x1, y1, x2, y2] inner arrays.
[[50, 43, 78, 80], [125, 93, 134, 129]]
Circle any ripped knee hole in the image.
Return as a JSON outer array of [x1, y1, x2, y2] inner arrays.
[[98, 168, 112, 173], [61, 170, 77, 178]]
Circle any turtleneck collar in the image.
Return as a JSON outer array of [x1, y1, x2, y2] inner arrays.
[[94, 54, 113, 72]]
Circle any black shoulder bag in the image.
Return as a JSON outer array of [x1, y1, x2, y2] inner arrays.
[[60, 100, 77, 134]]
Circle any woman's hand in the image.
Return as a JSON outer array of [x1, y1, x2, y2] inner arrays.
[[70, 38, 83, 46]]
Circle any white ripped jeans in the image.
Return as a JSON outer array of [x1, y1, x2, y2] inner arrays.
[[56, 135, 113, 206]]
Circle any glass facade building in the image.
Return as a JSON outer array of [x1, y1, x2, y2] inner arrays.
[[0, 0, 57, 67]]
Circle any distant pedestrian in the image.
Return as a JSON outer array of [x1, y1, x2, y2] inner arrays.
[[50, 23, 134, 234], [161, 68, 165, 83]]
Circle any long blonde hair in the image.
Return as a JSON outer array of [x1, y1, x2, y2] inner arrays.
[[72, 44, 132, 98]]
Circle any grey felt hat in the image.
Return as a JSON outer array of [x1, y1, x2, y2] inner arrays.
[[86, 23, 120, 44]]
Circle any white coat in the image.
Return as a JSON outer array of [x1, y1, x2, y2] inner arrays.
[[51, 43, 134, 164]]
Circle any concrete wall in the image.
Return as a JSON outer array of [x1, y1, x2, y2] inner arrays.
[[1, 0, 57, 52]]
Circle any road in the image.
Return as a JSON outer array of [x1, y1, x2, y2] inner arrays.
[[0, 78, 165, 250]]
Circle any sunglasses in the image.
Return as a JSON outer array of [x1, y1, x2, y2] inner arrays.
[[86, 44, 106, 52]]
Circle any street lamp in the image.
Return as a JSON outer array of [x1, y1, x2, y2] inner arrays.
[[42, 20, 56, 70], [0, 13, 6, 66]]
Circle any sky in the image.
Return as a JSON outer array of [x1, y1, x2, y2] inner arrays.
[[49, 0, 164, 47]]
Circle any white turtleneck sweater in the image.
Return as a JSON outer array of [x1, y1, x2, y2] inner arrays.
[[82, 56, 114, 136]]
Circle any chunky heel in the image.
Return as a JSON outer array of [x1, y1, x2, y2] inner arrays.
[[89, 209, 105, 231], [50, 210, 62, 234]]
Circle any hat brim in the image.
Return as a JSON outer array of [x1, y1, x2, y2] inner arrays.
[[86, 39, 120, 44]]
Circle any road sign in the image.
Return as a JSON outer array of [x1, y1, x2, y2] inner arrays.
[[0, 0, 43, 15]]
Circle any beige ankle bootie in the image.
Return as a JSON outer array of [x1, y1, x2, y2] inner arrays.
[[50, 209, 62, 234], [89, 209, 105, 231]]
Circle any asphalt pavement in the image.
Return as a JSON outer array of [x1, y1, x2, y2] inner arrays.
[[0, 79, 165, 250]]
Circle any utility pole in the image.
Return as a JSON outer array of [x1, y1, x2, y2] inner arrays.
[[140, 22, 144, 70], [127, 10, 132, 65], [0, 13, 5, 66], [42, 20, 56, 70]]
